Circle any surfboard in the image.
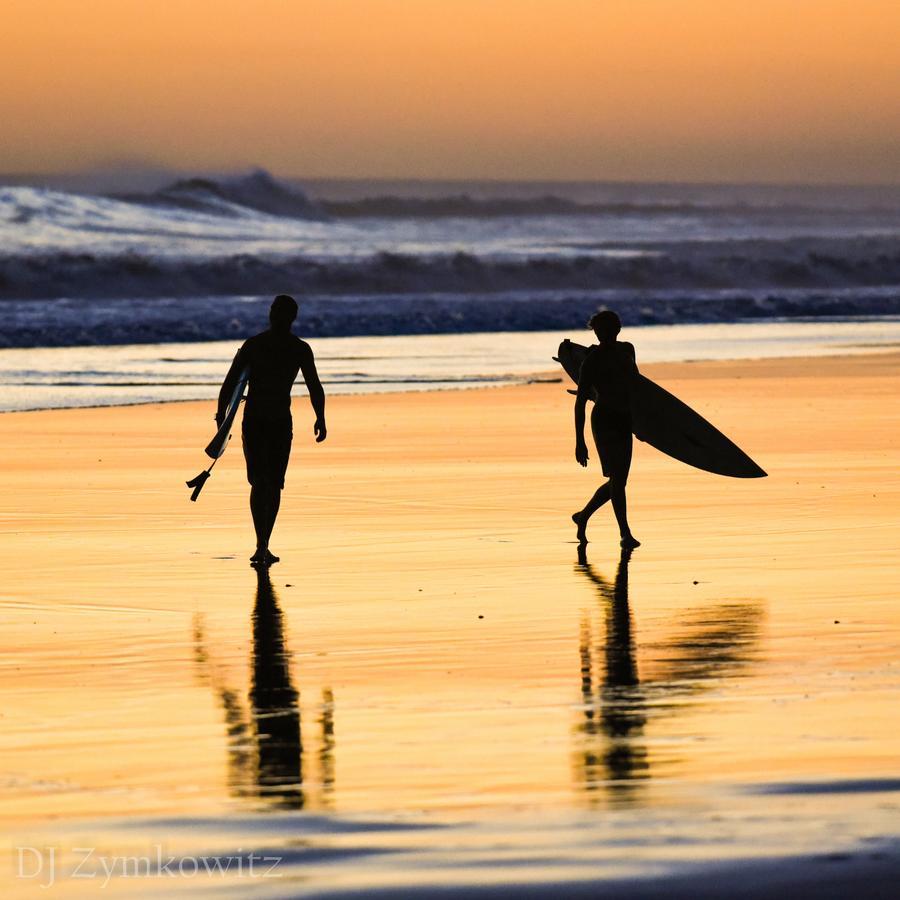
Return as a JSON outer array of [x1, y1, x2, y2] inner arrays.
[[205, 367, 249, 459], [555, 340, 766, 479]]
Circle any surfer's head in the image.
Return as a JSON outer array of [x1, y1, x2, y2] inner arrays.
[[588, 309, 621, 342], [270, 294, 298, 331]]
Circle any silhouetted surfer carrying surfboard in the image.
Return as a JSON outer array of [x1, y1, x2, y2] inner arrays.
[[571, 311, 641, 549], [216, 295, 327, 566], [559, 310, 767, 548]]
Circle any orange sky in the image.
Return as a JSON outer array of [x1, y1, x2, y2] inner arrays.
[[2, 0, 898, 183]]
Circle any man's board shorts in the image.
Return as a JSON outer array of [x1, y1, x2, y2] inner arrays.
[[242, 415, 293, 489], [590, 405, 633, 478]]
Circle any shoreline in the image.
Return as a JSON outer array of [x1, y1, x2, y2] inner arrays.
[[3, 320, 900, 414]]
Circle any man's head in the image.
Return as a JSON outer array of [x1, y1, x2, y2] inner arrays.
[[270, 294, 298, 331], [588, 309, 621, 342]]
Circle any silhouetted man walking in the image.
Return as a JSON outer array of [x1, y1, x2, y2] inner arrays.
[[572, 310, 640, 549], [217, 295, 326, 565]]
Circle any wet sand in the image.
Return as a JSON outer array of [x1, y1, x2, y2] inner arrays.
[[1, 352, 898, 896]]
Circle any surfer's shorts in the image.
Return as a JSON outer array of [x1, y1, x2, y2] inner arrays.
[[242, 416, 293, 489], [591, 406, 633, 478]]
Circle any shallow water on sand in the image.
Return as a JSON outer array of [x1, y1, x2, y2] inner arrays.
[[2, 317, 899, 412], [1, 360, 899, 895], [5, 539, 898, 896]]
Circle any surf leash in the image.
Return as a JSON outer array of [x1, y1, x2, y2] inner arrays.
[[185, 435, 230, 502], [186, 454, 220, 501]]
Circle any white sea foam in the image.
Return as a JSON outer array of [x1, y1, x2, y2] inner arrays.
[[1, 173, 898, 347]]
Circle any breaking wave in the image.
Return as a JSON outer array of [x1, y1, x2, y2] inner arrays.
[[1, 235, 899, 301], [115, 168, 325, 220], [2, 171, 899, 348]]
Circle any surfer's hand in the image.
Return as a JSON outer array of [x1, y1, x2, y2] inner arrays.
[[575, 441, 589, 467], [314, 418, 327, 442]]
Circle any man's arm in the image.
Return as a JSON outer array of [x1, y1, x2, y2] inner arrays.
[[573, 356, 594, 467], [216, 345, 247, 426], [299, 343, 327, 442]]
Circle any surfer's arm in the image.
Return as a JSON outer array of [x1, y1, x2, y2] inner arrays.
[[573, 360, 593, 467], [299, 343, 327, 443], [216, 346, 247, 425]]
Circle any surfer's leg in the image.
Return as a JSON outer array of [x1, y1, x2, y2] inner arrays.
[[609, 477, 637, 546], [574, 407, 616, 542], [573, 483, 611, 542], [250, 484, 270, 560], [263, 488, 282, 563], [260, 421, 291, 564], [610, 435, 639, 548]]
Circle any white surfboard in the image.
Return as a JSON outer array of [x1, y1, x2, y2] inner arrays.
[[205, 367, 249, 459]]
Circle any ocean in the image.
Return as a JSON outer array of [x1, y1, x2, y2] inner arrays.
[[1, 170, 898, 410], [1, 319, 898, 413]]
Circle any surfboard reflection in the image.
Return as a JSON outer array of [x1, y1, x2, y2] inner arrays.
[[575, 546, 762, 806], [193, 570, 336, 810]]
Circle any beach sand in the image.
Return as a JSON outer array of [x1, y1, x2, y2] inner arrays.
[[1, 352, 898, 896]]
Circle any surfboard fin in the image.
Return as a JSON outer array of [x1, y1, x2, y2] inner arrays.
[[186, 468, 211, 502]]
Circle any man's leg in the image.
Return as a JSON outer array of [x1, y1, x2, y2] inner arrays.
[[263, 487, 282, 562], [609, 454, 639, 549], [249, 481, 284, 564], [262, 422, 292, 563], [250, 483, 273, 561], [573, 482, 611, 543], [608, 476, 636, 545]]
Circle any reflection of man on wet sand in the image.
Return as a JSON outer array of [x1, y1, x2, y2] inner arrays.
[[217, 295, 326, 566], [572, 310, 640, 549], [251, 564, 303, 808], [574, 544, 763, 804], [577, 547, 648, 802], [192, 565, 337, 810]]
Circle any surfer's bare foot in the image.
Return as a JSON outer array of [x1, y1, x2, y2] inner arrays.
[[572, 512, 588, 544], [620, 534, 641, 549], [250, 546, 268, 564], [265, 550, 280, 565]]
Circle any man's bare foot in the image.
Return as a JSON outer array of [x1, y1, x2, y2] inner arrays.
[[265, 550, 280, 565], [250, 547, 268, 564], [572, 511, 588, 544], [620, 534, 641, 549]]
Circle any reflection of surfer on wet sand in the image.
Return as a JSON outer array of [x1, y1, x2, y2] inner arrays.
[[572, 310, 640, 549], [192, 568, 337, 810], [574, 544, 764, 804], [577, 546, 649, 804]]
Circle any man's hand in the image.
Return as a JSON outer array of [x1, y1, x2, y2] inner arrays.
[[314, 418, 327, 442], [575, 440, 589, 467]]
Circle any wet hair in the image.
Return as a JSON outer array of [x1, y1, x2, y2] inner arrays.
[[588, 309, 621, 340], [270, 294, 298, 330]]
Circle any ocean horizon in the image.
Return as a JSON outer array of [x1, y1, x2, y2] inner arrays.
[[2, 170, 898, 350]]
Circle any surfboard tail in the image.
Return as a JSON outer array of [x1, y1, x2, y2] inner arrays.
[[204, 423, 232, 459], [204, 367, 249, 459]]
